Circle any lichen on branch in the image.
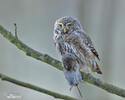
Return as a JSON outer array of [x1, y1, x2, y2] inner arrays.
[[0, 25, 125, 98]]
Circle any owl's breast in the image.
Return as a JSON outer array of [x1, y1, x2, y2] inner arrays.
[[56, 40, 82, 58], [56, 41, 73, 55]]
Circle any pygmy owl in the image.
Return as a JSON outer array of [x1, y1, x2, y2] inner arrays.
[[53, 16, 102, 90]]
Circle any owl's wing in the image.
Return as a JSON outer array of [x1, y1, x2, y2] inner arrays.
[[65, 31, 101, 74], [78, 31, 100, 60]]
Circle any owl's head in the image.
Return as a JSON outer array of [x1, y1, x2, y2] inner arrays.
[[54, 16, 82, 35]]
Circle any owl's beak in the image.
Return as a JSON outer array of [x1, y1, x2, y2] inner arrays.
[[64, 28, 68, 33]]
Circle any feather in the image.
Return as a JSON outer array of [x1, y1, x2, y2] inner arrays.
[[77, 30, 100, 60]]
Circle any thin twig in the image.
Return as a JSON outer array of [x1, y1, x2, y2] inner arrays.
[[0, 25, 125, 98], [14, 23, 18, 39]]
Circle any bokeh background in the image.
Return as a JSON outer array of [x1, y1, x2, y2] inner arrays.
[[0, 0, 125, 100]]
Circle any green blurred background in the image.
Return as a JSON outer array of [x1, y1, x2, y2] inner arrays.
[[0, 0, 125, 100]]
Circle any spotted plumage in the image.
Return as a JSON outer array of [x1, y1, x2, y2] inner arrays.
[[53, 16, 102, 92]]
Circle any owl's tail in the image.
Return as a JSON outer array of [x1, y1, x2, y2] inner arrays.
[[91, 62, 102, 74]]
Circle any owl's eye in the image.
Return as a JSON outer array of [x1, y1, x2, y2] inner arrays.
[[67, 23, 72, 28], [58, 24, 63, 29]]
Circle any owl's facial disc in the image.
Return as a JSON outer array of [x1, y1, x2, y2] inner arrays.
[[63, 27, 68, 33], [63, 23, 72, 33], [57, 23, 68, 34], [67, 23, 72, 28], [58, 23, 63, 29]]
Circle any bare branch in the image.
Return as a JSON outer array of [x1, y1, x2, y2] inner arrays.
[[0, 25, 125, 98], [0, 73, 77, 100]]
